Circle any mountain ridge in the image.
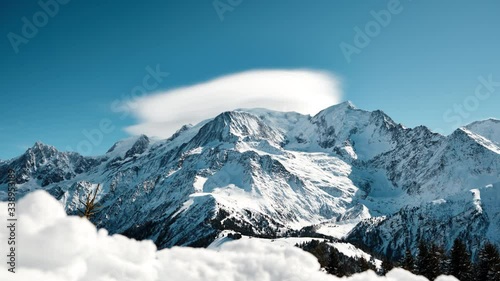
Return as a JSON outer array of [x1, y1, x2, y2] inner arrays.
[[1, 101, 499, 260]]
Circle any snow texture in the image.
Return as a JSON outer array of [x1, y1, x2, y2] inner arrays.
[[0, 191, 459, 281]]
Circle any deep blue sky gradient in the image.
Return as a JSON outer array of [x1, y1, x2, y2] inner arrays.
[[1, 0, 499, 159]]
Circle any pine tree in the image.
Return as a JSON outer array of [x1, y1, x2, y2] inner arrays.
[[401, 247, 415, 273], [381, 258, 394, 276], [327, 248, 341, 276], [449, 238, 472, 281], [416, 241, 445, 280], [358, 257, 372, 272], [426, 243, 443, 280], [417, 240, 430, 277], [307, 241, 329, 267], [476, 242, 500, 281]]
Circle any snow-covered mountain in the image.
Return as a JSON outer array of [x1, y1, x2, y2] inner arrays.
[[1, 101, 499, 260], [465, 118, 500, 145]]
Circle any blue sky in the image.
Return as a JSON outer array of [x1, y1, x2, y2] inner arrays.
[[1, 0, 499, 159]]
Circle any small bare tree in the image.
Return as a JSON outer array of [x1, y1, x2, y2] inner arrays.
[[79, 184, 102, 219]]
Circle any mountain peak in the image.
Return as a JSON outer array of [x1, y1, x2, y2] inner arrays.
[[313, 101, 366, 119], [340, 100, 356, 108], [29, 141, 57, 154], [106, 135, 150, 158], [125, 135, 150, 158], [33, 141, 48, 148], [464, 118, 500, 145], [325, 100, 357, 111], [450, 127, 500, 154], [465, 118, 500, 128], [186, 110, 284, 149]]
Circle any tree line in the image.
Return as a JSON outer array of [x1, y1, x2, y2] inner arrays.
[[393, 238, 500, 281], [296, 238, 500, 280], [296, 240, 377, 277]]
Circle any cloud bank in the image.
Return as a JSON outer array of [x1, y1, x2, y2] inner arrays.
[[124, 69, 342, 138], [0, 191, 459, 281]]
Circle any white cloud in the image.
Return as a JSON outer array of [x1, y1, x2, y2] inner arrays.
[[0, 191, 459, 281], [124, 69, 343, 138]]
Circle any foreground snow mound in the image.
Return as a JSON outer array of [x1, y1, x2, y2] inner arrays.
[[0, 192, 459, 281]]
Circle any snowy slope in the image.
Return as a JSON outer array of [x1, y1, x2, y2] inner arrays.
[[347, 185, 495, 260], [465, 118, 500, 145], [208, 230, 382, 269]]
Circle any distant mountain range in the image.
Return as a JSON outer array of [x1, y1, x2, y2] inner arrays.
[[1, 101, 499, 260]]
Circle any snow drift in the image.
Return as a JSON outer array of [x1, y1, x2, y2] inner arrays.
[[0, 191, 459, 281]]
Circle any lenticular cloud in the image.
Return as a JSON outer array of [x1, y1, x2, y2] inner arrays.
[[124, 69, 343, 138], [0, 191, 458, 281]]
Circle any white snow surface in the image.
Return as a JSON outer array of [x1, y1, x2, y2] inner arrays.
[[316, 220, 364, 239], [465, 118, 500, 145], [460, 128, 500, 154], [209, 231, 383, 269], [0, 191, 459, 281]]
